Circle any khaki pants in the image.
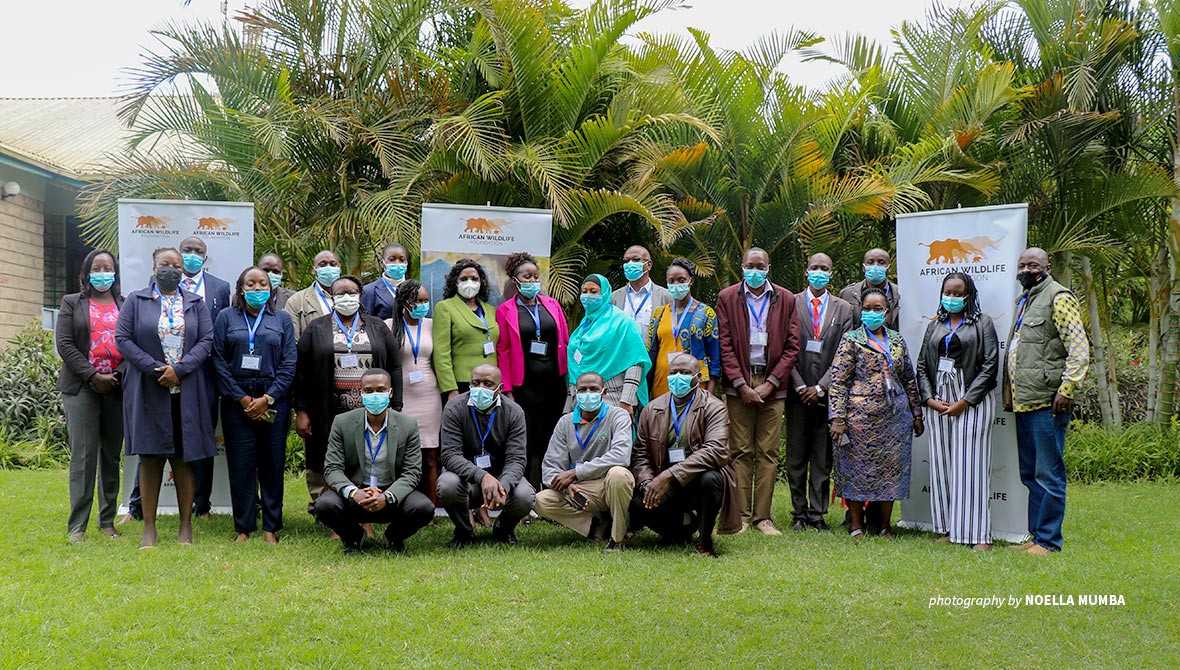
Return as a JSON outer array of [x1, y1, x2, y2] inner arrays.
[[535, 466, 635, 542], [727, 377, 785, 524]]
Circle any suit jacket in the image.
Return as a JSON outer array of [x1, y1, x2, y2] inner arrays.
[[610, 281, 673, 347], [55, 292, 127, 395], [361, 277, 400, 321], [274, 287, 296, 310], [284, 283, 333, 341], [632, 389, 741, 534], [915, 314, 999, 407], [197, 272, 232, 327], [439, 393, 527, 490], [715, 281, 802, 399], [323, 407, 422, 505], [432, 296, 499, 393], [789, 290, 854, 394], [839, 279, 901, 331]]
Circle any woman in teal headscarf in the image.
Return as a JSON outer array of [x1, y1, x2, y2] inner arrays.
[[567, 274, 652, 418]]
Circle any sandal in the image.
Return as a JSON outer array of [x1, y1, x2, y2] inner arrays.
[[849, 527, 865, 538], [877, 527, 894, 539]]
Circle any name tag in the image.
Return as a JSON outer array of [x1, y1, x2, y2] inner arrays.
[[573, 349, 583, 364], [806, 339, 823, 353], [408, 370, 425, 384], [368, 474, 378, 488], [529, 340, 549, 356], [240, 354, 262, 371], [475, 454, 492, 469], [938, 357, 956, 373], [483, 341, 495, 356], [340, 353, 359, 369], [885, 376, 894, 391], [668, 448, 686, 463], [750, 331, 768, 346], [162, 334, 183, 348]]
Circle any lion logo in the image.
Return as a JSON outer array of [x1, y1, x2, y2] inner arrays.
[[463, 217, 510, 234], [196, 217, 232, 231], [135, 215, 171, 229], [918, 236, 1002, 265]]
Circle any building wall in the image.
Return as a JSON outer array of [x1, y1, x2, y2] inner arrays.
[[0, 192, 46, 345]]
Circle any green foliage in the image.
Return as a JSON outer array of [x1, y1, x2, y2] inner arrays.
[[284, 428, 304, 475], [1066, 422, 1180, 483], [0, 325, 68, 468]]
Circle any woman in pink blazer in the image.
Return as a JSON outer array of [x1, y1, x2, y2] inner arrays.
[[495, 252, 570, 491]]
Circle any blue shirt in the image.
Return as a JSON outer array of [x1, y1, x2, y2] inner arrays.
[[211, 306, 298, 401]]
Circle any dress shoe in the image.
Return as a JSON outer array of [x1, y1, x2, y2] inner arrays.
[[811, 520, 830, 532], [753, 520, 782, 536], [603, 539, 626, 553], [445, 532, 475, 549], [791, 519, 807, 533], [1010, 540, 1035, 550], [68, 532, 84, 544], [99, 527, 120, 538], [491, 521, 519, 546], [386, 538, 406, 553], [1026, 544, 1053, 555], [694, 538, 717, 558], [342, 541, 363, 555]]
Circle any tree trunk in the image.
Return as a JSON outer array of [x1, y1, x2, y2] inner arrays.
[[1161, 88, 1180, 422], [1079, 255, 1120, 425], [1147, 247, 1167, 423]]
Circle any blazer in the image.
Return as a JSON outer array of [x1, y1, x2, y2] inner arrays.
[[439, 393, 527, 490], [715, 281, 802, 399], [632, 389, 741, 534], [293, 313, 403, 449], [494, 295, 569, 392], [55, 292, 127, 395], [361, 277, 400, 321], [839, 279, 902, 331], [211, 305, 298, 401], [284, 283, 333, 341], [274, 287, 296, 310], [915, 314, 1000, 407], [432, 296, 499, 393], [789, 290, 854, 394], [323, 407, 422, 505], [610, 281, 673, 347], [197, 272, 232, 327]]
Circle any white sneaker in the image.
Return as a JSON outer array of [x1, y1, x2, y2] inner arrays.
[[753, 520, 782, 537]]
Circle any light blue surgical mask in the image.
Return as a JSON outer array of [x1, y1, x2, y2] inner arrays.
[[861, 310, 886, 330], [181, 253, 205, 274], [244, 290, 270, 308], [470, 386, 498, 411], [807, 270, 830, 290], [941, 296, 965, 314], [89, 272, 115, 292], [623, 261, 646, 282], [576, 391, 603, 413], [580, 293, 602, 312], [266, 271, 283, 289], [864, 264, 888, 285], [668, 283, 691, 300], [409, 303, 430, 320], [315, 266, 341, 286], [743, 268, 768, 289], [361, 391, 390, 415], [668, 373, 696, 398], [385, 263, 407, 280], [517, 281, 542, 299]]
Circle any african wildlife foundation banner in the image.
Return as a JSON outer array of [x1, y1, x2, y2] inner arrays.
[[896, 204, 1030, 543]]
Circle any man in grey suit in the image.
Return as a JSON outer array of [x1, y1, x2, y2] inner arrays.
[[315, 368, 434, 553], [788, 253, 854, 532], [258, 252, 296, 309], [610, 244, 672, 348], [838, 247, 901, 330]]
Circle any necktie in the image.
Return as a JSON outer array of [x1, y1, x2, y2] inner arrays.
[[811, 298, 821, 338], [184, 278, 195, 292]]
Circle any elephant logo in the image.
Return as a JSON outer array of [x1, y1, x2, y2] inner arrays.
[[918, 236, 1000, 265], [463, 217, 510, 234], [196, 217, 232, 231], [134, 215, 171, 229]]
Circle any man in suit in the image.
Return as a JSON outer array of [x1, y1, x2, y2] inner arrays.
[[437, 364, 535, 548], [360, 242, 409, 321], [787, 253, 853, 532], [258, 252, 296, 309], [610, 244, 672, 348], [839, 247, 901, 330], [285, 250, 342, 340], [629, 354, 741, 557], [314, 368, 434, 553]]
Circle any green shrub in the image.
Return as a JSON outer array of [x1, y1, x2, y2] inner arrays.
[[1066, 421, 1180, 483], [285, 428, 305, 475], [0, 325, 68, 469]]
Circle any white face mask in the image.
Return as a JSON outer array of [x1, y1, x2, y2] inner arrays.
[[457, 279, 481, 299], [334, 294, 361, 316]]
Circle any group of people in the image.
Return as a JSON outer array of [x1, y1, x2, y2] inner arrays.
[[56, 237, 1087, 556]]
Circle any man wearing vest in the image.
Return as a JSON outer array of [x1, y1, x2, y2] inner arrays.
[[1003, 248, 1089, 555]]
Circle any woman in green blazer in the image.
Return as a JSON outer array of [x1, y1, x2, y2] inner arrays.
[[433, 258, 499, 400]]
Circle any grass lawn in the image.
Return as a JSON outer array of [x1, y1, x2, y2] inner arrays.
[[2, 471, 1177, 669]]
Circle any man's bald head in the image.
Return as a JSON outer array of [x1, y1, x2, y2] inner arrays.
[[807, 253, 833, 272], [470, 364, 502, 388]]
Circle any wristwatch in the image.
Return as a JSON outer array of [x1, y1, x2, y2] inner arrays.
[[384, 491, 396, 505], [265, 394, 275, 406], [815, 385, 826, 398]]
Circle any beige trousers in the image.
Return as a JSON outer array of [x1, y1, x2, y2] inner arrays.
[[535, 466, 635, 542], [727, 377, 785, 524]]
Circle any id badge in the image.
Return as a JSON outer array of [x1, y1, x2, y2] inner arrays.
[[162, 334, 183, 348], [529, 340, 549, 356], [938, 357, 955, 373], [240, 354, 262, 371], [885, 376, 894, 391], [483, 341, 495, 356], [750, 331, 768, 346], [573, 349, 583, 364], [806, 339, 823, 353], [340, 353, 359, 369], [475, 454, 492, 469], [408, 370, 425, 384], [368, 474, 378, 488], [668, 448, 686, 463]]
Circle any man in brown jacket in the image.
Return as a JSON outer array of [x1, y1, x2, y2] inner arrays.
[[715, 247, 802, 535], [630, 354, 741, 557]]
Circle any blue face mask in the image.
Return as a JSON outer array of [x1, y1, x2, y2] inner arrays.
[[576, 391, 603, 413], [266, 271, 283, 289], [623, 261, 646, 282], [361, 391, 390, 415], [181, 253, 205, 274], [89, 272, 115, 292], [409, 302, 430, 320], [470, 386, 497, 411], [941, 296, 966, 314], [807, 270, 830, 290], [743, 268, 768, 289], [668, 373, 696, 398], [517, 281, 542, 299], [861, 310, 886, 330], [668, 282, 691, 300], [315, 266, 341, 286], [580, 293, 602, 312], [864, 264, 888, 285], [244, 290, 271, 308], [385, 263, 407, 280]]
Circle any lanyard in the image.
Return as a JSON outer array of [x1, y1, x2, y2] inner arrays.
[[365, 428, 386, 478], [669, 298, 695, 340], [574, 411, 606, 460], [671, 395, 694, 446], [470, 407, 497, 454], [810, 292, 829, 338], [154, 286, 181, 329], [745, 292, 769, 330], [381, 277, 398, 300], [864, 326, 893, 368], [518, 297, 543, 341], [313, 282, 333, 313], [943, 317, 966, 354], [626, 286, 651, 317], [243, 308, 265, 354], [473, 304, 491, 341], [403, 317, 422, 364], [1014, 294, 1030, 331], [332, 311, 359, 351]]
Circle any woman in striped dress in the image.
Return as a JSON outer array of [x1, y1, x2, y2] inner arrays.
[[915, 272, 999, 551]]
